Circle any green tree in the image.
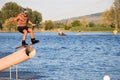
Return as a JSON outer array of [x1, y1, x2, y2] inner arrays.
[[102, 0, 120, 29], [44, 20, 55, 30], [32, 11, 42, 29], [1, 2, 42, 32], [2, 18, 17, 31], [101, 9, 114, 27], [26, 8, 42, 28], [27, 8, 33, 21], [64, 21, 72, 30], [0, 11, 3, 30], [81, 17, 88, 27], [64, 25, 71, 30], [0, 2, 22, 31], [88, 22, 95, 27], [54, 22, 64, 29], [71, 20, 81, 27], [1, 2, 22, 23], [113, 0, 120, 29]]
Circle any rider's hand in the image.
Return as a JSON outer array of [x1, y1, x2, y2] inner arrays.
[[32, 24, 36, 27]]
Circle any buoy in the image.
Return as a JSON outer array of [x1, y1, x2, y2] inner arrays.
[[113, 30, 118, 35], [103, 75, 110, 80]]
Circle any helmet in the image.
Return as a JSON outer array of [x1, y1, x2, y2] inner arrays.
[[22, 8, 28, 13]]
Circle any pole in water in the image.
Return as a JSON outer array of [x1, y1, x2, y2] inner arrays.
[[16, 65, 18, 80], [10, 66, 12, 80], [9, 65, 19, 80]]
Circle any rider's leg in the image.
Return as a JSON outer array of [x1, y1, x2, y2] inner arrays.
[[22, 29, 28, 45], [28, 28, 39, 44]]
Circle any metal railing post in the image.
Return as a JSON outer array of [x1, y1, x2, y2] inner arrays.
[[16, 65, 18, 80], [10, 66, 12, 80]]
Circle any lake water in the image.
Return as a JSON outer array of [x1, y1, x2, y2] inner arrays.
[[0, 32, 120, 80]]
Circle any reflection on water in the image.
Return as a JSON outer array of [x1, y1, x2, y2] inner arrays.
[[0, 32, 120, 80]]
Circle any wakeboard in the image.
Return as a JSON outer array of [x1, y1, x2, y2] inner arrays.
[[16, 42, 39, 49]]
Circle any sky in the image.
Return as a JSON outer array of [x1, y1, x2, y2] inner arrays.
[[0, 0, 114, 21]]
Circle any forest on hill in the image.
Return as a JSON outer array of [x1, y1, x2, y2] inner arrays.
[[0, 0, 120, 32]]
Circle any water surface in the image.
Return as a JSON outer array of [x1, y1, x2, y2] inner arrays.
[[0, 32, 120, 80]]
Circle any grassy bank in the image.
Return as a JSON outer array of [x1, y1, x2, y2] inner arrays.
[[70, 26, 114, 32], [0, 26, 115, 33]]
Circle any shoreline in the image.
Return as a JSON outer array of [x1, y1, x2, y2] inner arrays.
[[0, 30, 114, 33]]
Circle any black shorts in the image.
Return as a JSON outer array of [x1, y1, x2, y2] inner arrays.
[[17, 26, 29, 33]]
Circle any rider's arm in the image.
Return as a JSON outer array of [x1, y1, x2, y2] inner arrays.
[[28, 20, 36, 26]]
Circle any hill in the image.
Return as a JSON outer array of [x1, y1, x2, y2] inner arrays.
[[56, 12, 103, 23]]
